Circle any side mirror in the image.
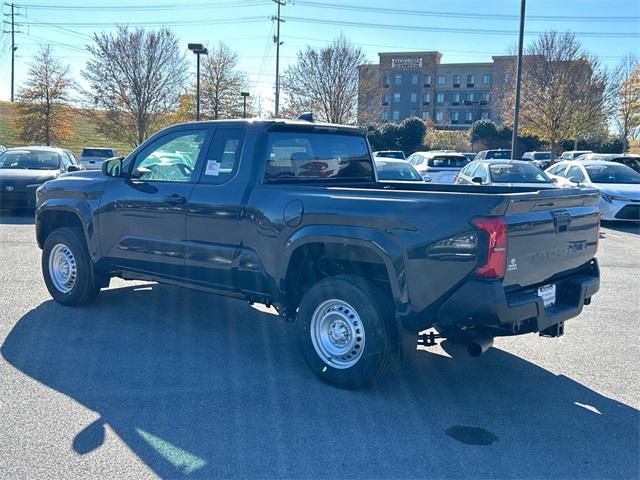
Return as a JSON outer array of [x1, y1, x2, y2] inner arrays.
[[101, 157, 124, 177], [67, 164, 80, 172], [472, 176, 483, 184], [567, 176, 582, 185], [551, 177, 559, 183]]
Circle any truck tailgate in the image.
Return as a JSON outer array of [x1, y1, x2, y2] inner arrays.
[[502, 189, 600, 288]]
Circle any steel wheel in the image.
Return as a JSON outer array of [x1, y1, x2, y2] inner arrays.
[[310, 299, 366, 369], [48, 243, 77, 293]]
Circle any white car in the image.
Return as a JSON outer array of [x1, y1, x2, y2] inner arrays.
[[546, 160, 640, 221], [79, 147, 118, 170], [559, 150, 592, 161], [456, 160, 559, 188], [407, 151, 469, 183]]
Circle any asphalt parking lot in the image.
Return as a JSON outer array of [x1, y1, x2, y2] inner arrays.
[[0, 211, 638, 479]]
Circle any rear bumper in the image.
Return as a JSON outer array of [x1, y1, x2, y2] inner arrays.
[[434, 259, 599, 334]]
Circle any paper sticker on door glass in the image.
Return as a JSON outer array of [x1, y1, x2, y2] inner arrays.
[[205, 160, 221, 176]]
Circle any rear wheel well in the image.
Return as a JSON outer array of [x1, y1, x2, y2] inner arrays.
[[37, 210, 84, 248], [284, 243, 394, 314]]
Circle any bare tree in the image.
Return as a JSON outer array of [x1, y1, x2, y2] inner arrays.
[[13, 46, 74, 146], [200, 42, 249, 120], [281, 36, 365, 123], [499, 31, 610, 158], [611, 55, 640, 151], [83, 26, 187, 147]]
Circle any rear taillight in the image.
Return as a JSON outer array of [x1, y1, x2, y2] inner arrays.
[[472, 216, 507, 278]]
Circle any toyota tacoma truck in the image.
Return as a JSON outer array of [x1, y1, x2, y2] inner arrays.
[[35, 118, 600, 388]]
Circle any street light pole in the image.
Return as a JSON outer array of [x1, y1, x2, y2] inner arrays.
[[241, 92, 250, 118], [511, 0, 526, 159], [188, 43, 208, 121]]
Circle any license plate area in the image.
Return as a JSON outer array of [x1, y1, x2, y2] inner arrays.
[[538, 284, 556, 308]]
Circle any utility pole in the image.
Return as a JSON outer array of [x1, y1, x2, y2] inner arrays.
[[511, 0, 526, 159], [272, 0, 285, 116], [3, 2, 20, 102]]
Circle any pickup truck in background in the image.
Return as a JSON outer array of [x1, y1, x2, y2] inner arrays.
[[35, 118, 600, 388]]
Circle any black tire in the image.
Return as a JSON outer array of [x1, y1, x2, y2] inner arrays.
[[42, 227, 101, 306], [296, 275, 398, 389]]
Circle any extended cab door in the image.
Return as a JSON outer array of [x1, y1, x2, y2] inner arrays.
[[97, 126, 212, 278], [184, 127, 250, 292]]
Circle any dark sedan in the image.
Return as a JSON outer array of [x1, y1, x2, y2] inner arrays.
[[0, 146, 80, 210]]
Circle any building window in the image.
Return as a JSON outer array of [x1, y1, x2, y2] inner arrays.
[[422, 93, 430, 104], [383, 75, 390, 87], [424, 75, 432, 87], [422, 111, 430, 120], [394, 92, 401, 103], [466, 93, 474, 102], [467, 74, 475, 87], [435, 111, 443, 122], [452, 93, 460, 105], [465, 111, 473, 122], [483, 74, 492, 85], [482, 92, 490, 103], [437, 74, 446, 85], [502, 72, 509, 83], [436, 93, 445, 103], [382, 94, 389, 105], [453, 74, 461, 87], [410, 92, 417, 103], [393, 111, 400, 121], [381, 111, 388, 122], [451, 111, 459, 124], [481, 111, 489, 120], [394, 73, 402, 86], [411, 73, 419, 85]]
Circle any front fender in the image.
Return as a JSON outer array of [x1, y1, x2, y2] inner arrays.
[[36, 200, 99, 259], [280, 224, 408, 309]]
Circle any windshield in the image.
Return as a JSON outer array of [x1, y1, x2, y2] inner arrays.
[[375, 151, 405, 160], [427, 155, 469, 168], [264, 132, 374, 182], [489, 163, 550, 183], [486, 150, 511, 159], [375, 160, 422, 181], [533, 152, 551, 160], [585, 164, 640, 184], [81, 148, 115, 157], [0, 150, 61, 170]]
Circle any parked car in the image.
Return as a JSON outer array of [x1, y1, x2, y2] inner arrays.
[[0, 146, 81, 209], [474, 149, 511, 160], [0, 145, 6, 154], [374, 157, 423, 181], [372, 150, 405, 160], [607, 154, 640, 174], [407, 151, 469, 183], [559, 150, 592, 161], [522, 151, 552, 170], [574, 153, 614, 162], [546, 160, 640, 221], [456, 160, 558, 188], [79, 147, 118, 170], [35, 118, 600, 388]]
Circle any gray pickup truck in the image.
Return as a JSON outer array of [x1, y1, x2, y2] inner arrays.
[[35, 118, 600, 388]]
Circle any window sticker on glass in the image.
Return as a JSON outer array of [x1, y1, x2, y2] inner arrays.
[[205, 160, 221, 176]]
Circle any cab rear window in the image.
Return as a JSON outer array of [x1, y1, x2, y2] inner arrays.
[[427, 156, 468, 168], [264, 132, 373, 182]]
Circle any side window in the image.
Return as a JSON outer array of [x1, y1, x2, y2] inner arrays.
[[567, 165, 586, 182], [60, 153, 73, 169], [548, 163, 565, 176], [200, 128, 245, 184], [475, 164, 488, 182], [131, 129, 207, 182]]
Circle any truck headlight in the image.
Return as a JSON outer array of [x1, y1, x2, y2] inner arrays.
[[601, 193, 628, 203], [26, 183, 44, 189]]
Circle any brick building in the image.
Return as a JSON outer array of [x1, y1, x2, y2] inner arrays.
[[357, 51, 515, 127]]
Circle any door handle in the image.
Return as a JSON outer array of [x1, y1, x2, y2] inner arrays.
[[163, 194, 187, 206]]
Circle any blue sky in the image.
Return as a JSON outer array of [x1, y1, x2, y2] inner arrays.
[[0, 0, 638, 113]]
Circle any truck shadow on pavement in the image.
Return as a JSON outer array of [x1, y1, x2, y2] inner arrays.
[[2, 283, 638, 479]]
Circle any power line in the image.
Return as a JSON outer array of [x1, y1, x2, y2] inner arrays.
[[285, 16, 640, 38], [15, 16, 267, 28], [14, 1, 270, 11], [294, 0, 640, 23]]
